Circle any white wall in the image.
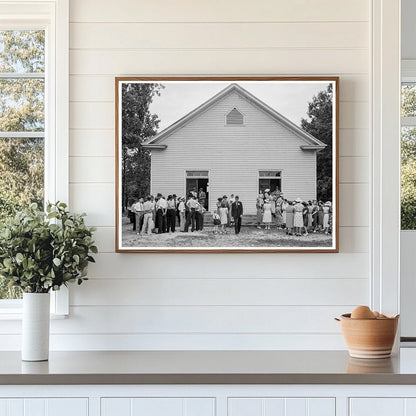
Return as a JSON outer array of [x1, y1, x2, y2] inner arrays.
[[3, 0, 372, 350]]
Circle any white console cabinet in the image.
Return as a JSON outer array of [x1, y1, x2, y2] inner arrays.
[[228, 397, 335, 416], [0, 398, 88, 416], [2, 386, 416, 416], [350, 398, 416, 416], [101, 398, 215, 416]]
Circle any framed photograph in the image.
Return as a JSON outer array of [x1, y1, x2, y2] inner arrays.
[[115, 77, 339, 253]]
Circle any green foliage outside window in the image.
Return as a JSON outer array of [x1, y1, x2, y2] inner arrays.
[[401, 85, 416, 230], [0, 30, 45, 298]]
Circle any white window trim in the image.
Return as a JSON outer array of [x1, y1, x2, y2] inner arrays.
[[0, 0, 69, 317], [402, 60, 416, 82], [371, 0, 401, 327], [258, 170, 282, 178]]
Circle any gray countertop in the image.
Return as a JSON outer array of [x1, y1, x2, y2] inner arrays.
[[1, 349, 416, 385]]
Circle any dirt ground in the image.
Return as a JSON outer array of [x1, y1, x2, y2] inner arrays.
[[121, 217, 333, 248]]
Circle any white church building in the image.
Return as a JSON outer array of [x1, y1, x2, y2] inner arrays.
[[143, 83, 326, 214]]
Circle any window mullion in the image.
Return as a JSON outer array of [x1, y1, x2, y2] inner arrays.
[[0, 73, 44, 79], [401, 117, 416, 127], [0, 132, 45, 138]]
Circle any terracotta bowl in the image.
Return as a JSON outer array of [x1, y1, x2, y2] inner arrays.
[[337, 313, 399, 359]]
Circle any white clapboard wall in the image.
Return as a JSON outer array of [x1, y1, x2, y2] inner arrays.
[[5, 0, 372, 350]]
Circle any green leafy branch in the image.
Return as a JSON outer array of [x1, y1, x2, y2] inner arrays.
[[0, 202, 97, 293]]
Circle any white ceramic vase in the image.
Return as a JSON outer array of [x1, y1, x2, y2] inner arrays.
[[22, 292, 50, 361]]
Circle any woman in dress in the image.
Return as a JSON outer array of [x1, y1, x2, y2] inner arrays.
[[219, 202, 229, 234], [285, 201, 294, 235], [317, 201, 324, 231], [281, 199, 288, 229], [228, 194, 235, 226], [262, 198, 272, 230], [311, 200, 319, 232], [302, 202, 309, 236], [293, 198, 304, 236], [323, 201, 331, 234], [307, 201, 314, 232], [275, 195, 283, 227]]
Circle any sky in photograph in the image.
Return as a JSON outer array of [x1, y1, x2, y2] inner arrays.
[[146, 81, 332, 132]]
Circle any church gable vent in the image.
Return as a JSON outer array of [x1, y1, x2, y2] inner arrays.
[[226, 108, 244, 125]]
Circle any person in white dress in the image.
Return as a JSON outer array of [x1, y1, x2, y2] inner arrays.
[[293, 197, 304, 236], [219, 203, 229, 233], [262, 199, 272, 230], [323, 201, 331, 234]]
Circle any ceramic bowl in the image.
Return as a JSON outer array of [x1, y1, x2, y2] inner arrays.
[[337, 313, 399, 359]]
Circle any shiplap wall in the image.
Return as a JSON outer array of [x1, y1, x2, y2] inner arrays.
[[25, 0, 372, 350]]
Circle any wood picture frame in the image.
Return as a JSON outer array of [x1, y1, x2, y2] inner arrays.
[[115, 76, 339, 253]]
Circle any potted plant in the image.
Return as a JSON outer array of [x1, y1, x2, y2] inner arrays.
[[0, 202, 97, 361]]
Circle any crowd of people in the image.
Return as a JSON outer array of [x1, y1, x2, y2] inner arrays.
[[127, 189, 244, 236], [128, 192, 203, 235], [256, 189, 333, 236], [127, 188, 333, 237]]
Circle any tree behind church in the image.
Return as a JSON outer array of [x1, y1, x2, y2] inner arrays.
[[121, 83, 163, 209], [301, 84, 333, 201]]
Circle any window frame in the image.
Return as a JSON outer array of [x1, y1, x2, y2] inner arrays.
[[401, 61, 416, 231], [258, 170, 282, 194], [401, 66, 416, 129], [0, 0, 69, 317]]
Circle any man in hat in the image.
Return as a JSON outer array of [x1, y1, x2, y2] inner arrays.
[[155, 194, 168, 233], [186, 194, 200, 232], [231, 196, 244, 235], [141, 195, 155, 235]]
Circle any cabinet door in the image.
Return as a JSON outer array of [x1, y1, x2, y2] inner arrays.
[[101, 398, 215, 416], [0, 398, 88, 416], [228, 397, 335, 416], [350, 398, 416, 416]]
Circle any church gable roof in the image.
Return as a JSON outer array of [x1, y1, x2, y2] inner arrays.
[[143, 83, 327, 150]]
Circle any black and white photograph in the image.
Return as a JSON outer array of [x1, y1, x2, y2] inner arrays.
[[116, 77, 338, 252]]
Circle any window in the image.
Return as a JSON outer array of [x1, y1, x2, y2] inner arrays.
[[259, 170, 282, 194], [226, 108, 244, 125], [0, 30, 45, 301], [0, 1, 69, 314], [401, 81, 416, 230]]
